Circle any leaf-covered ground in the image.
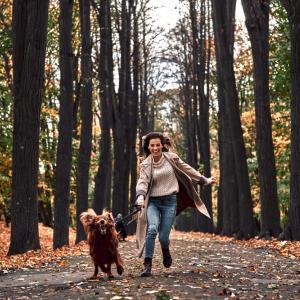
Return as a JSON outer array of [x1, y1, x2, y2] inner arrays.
[[0, 221, 87, 270], [1, 222, 300, 299]]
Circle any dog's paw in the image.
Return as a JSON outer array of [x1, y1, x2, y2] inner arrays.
[[117, 265, 124, 275], [87, 275, 98, 281]]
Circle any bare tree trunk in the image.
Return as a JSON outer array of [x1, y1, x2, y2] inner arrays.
[[92, 0, 113, 213], [178, 18, 197, 169], [9, 0, 49, 255], [76, 0, 93, 243], [73, 53, 81, 139], [53, 0, 74, 249], [139, 9, 149, 155], [280, 0, 300, 240], [130, 0, 139, 208], [212, 0, 256, 238], [112, 0, 133, 217], [242, 0, 281, 238], [215, 48, 240, 236], [189, 0, 213, 232]]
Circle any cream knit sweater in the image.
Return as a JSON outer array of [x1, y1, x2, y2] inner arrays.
[[150, 155, 179, 197]]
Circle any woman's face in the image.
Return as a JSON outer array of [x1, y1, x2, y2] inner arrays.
[[148, 138, 163, 160]]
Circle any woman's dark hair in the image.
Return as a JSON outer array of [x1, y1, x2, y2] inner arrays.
[[142, 132, 169, 156]]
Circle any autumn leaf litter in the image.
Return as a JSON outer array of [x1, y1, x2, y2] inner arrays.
[[1, 221, 300, 273]]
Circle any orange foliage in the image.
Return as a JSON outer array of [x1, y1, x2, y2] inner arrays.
[[270, 103, 291, 161], [41, 106, 59, 119], [0, 153, 11, 173], [241, 109, 256, 155], [0, 222, 88, 270], [0, 153, 12, 203]]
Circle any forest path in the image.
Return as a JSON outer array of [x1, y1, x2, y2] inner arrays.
[[0, 233, 300, 299]]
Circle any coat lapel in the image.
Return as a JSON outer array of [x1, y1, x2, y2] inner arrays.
[[135, 156, 153, 257]]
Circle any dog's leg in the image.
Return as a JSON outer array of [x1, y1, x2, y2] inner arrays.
[[106, 264, 114, 279], [115, 252, 124, 275], [99, 264, 113, 279], [88, 263, 99, 280]]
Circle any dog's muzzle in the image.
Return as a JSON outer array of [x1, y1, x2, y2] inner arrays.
[[98, 219, 107, 235]]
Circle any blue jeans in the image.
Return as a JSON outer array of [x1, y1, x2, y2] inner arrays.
[[144, 195, 177, 259]]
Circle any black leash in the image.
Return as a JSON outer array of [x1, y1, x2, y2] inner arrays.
[[115, 206, 142, 226]]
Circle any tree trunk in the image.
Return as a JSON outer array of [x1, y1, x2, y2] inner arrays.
[[222, 120, 240, 236], [76, 0, 93, 243], [212, 0, 256, 238], [215, 35, 239, 236], [182, 34, 197, 168], [73, 53, 81, 139], [280, 0, 300, 240], [216, 74, 240, 236], [112, 0, 133, 217], [9, 0, 49, 255], [92, 0, 114, 214], [130, 0, 139, 208], [192, 0, 213, 233], [53, 0, 74, 249], [93, 123, 112, 214], [242, 0, 281, 238], [139, 9, 149, 155]]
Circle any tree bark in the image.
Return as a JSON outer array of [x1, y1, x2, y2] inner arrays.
[[180, 17, 197, 169], [139, 8, 149, 155], [53, 0, 74, 249], [215, 56, 240, 236], [92, 0, 113, 214], [9, 0, 49, 255], [242, 0, 281, 238], [280, 0, 300, 240], [180, 20, 197, 168], [213, 8, 240, 235], [72, 53, 81, 139], [212, 0, 256, 238], [191, 0, 213, 233], [130, 0, 139, 208], [76, 0, 93, 243], [112, 0, 133, 217]]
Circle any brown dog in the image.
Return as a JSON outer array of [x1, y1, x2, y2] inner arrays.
[[80, 209, 124, 279]]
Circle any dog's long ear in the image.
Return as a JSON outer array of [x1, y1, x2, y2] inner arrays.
[[108, 212, 114, 223], [102, 208, 115, 223], [80, 209, 97, 231]]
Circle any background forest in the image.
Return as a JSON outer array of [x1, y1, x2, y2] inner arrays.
[[0, 0, 299, 255]]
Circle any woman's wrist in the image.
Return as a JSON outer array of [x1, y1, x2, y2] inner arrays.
[[135, 194, 145, 206]]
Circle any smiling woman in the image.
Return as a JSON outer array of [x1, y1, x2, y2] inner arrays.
[[134, 131, 216, 277], [148, 138, 164, 162], [141, 132, 168, 158]]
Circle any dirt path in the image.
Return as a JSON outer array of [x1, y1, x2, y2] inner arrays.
[[1, 235, 300, 299]]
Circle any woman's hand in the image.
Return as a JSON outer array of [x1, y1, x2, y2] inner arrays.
[[135, 195, 145, 207], [206, 177, 217, 185]]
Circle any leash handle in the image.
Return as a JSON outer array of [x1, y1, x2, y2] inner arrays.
[[125, 206, 142, 225], [115, 206, 142, 225]]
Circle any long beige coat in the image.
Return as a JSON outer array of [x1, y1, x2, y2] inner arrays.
[[135, 152, 211, 257]]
